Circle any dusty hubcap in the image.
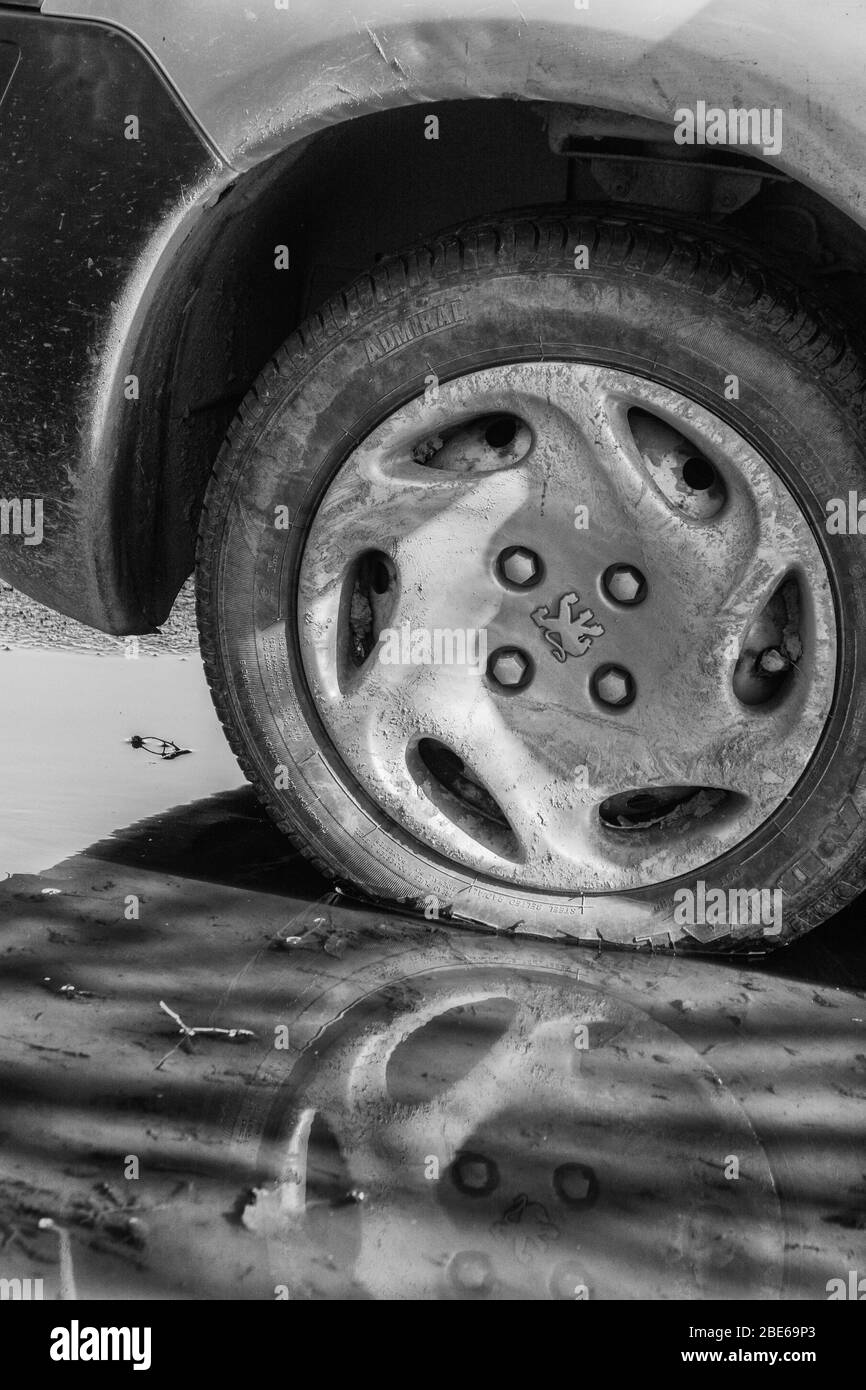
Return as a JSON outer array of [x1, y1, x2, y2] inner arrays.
[[297, 363, 836, 892]]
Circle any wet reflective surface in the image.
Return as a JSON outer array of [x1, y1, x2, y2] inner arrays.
[[1, 781, 865, 1299]]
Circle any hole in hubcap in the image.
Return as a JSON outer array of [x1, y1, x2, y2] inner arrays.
[[629, 410, 726, 520], [410, 738, 520, 860], [369, 556, 391, 593], [344, 550, 397, 669], [681, 455, 717, 491], [599, 784, 732, 832], [733, 575, 802, 706], [411, 413, 531, 473], [484, 415, 518, 449]]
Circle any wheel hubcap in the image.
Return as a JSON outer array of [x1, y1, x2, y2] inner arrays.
[[297, 363, 836, 892]]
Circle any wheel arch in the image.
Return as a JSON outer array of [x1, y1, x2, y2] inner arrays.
[[109, 94, 866, 631]]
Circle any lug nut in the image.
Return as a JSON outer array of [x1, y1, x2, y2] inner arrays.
[[593, 664, 635, 708], [553, 1162, 598, 1208], [497, 546, 543, 589], [603, 563, 647, 605], [451, 1152, 499, 1196], [489, 647, 533, 691]]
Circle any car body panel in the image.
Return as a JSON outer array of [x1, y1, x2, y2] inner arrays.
[[0, 12, 222, 629], [45, 0, 866, 227], [2, 1, 866, 633]]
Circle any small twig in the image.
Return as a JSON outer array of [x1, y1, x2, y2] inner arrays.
[[38, 1218, 77, 1300], [127, 735, 192, 760], [41, 977, 95, 1000], [155, 1000, 256, 1070]]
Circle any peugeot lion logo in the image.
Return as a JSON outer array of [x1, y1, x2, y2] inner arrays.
[[531, 591, 605, 662]]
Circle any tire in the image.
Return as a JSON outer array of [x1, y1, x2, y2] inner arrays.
[[196, 210, 866, 953]]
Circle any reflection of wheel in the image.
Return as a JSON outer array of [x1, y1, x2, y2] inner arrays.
[[248, 966, 781, 1301], [197, 211, 866, 949]]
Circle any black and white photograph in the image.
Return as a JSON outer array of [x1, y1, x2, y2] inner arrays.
[[1, 0, 865, 1347]]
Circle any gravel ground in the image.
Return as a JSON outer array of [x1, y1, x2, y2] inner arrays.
[[0, 577, 198, 655]]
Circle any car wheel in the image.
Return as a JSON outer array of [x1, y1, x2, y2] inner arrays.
[[196, 211, 866, 951]]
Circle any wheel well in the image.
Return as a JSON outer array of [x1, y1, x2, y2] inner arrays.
[[123, 97, 866, 627]]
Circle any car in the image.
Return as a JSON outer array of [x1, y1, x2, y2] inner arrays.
[[3, 0, 866, 952]]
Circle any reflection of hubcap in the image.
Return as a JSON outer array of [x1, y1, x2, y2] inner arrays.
[[262, 968, 782, 1301], [297, 363, 836, 891]]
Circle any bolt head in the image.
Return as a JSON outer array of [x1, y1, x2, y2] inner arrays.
[[594, 665, 634, 707], [490, 647, 531, 689], [498, 546, 541, 589], [453, 1152, 499, 1195], [603, 564, 646, 605]]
